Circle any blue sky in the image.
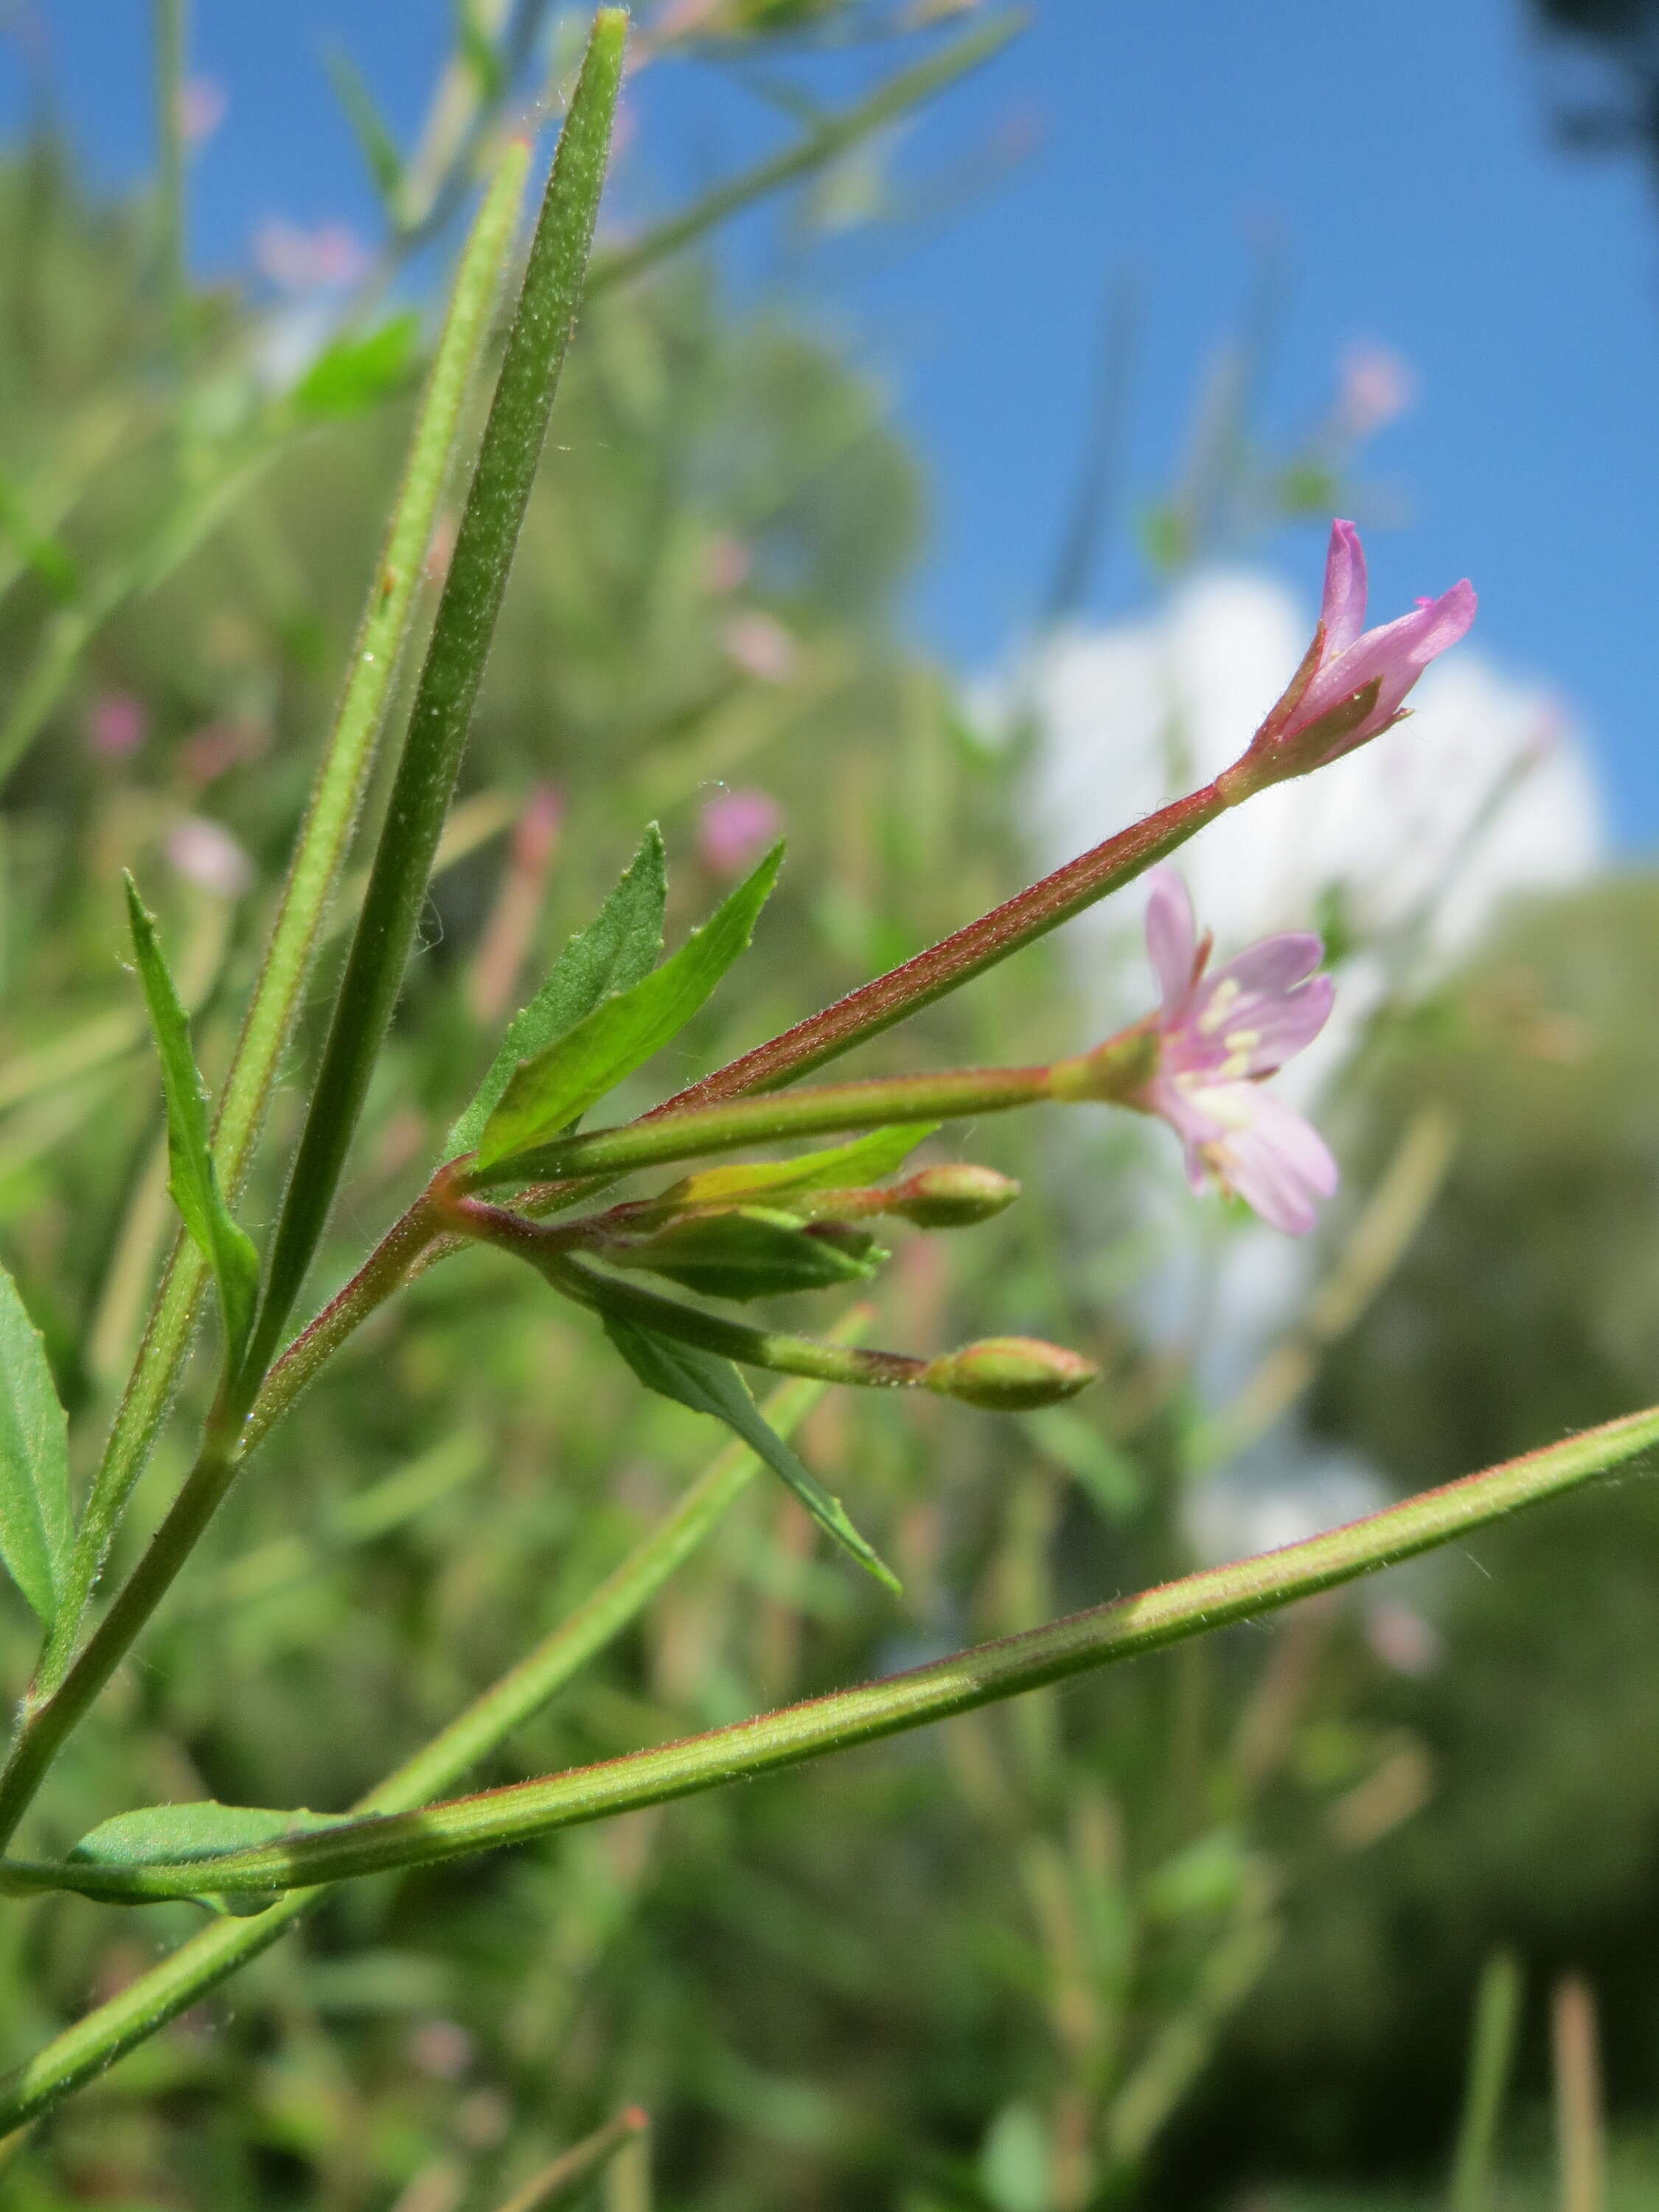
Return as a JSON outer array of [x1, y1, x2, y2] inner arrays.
[[9, 3, 1659, 837]]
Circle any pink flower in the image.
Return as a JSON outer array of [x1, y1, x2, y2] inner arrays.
[[164, 816, 253, 900], [703, 533, 751, 596], [178, 76, 228, 145], [1135, 871, 1338, 1236], [253, 220, 370, 293], [1240, 520, 1475, 783], [87, 691, 148, 759], [1336, 343, 1415, 439], [721, 611, 797, 685], [698, 787, 782, 878]]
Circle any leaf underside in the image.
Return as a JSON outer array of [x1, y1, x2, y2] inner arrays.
[[124, 876, 260, 1368], [601, 1312, 899, 1593], [0, 1256, 70, 1629], [476, 841, 783, 1175], [445, 823, 669, 1161]]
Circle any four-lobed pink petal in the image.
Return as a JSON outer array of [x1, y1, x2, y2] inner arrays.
[[1144, 869, 1202, 1012], [1133, 870, 1340, 1236], [1318, 517, 1368, 656]]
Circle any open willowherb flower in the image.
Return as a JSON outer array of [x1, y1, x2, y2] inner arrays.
[[1228, 518, 1476, 790], [1133, 869, 1338, 1236]]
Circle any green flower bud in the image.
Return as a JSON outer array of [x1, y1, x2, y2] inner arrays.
[[924, 1335, 1099, 1411], [888, 1164, 1021, 1228]]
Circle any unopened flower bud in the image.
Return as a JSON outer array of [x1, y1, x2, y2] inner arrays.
[[924, 1335, 1099, 1411], [888, 1164, 1020, 1228]]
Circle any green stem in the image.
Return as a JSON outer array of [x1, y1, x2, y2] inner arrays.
[[1448, 1950, 1523, 2212], [492, 2107, 650, 2212], [645, 778, 1228, 1117], [0, 452, 274, 789], [366, 1344, 849, 1809], [240, 9, 626, 1394], [467, 1214, 925, 1388], [155, 0, 188, 369], [586, 12, 1023, 300], [0, 1434, 239, 1848], [0, 1361, 838, 2132], [0, 1195, 450, 1846], [40, 144, 532, 1697], [470, 1060, 1062, 1186], [13, 1396, 1659, 1905]]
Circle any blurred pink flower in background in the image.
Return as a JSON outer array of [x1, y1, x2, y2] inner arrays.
[[253, 219, 371, 293], [698, 787, 782, 878], [178, 76, 227, 145], [641, 0, 731, 47], [181, 720, 267, 786], [703, 534, 751, 596], [1135, 869, 1338, 1236], [513, 782, 564, 870], [164, 816, 253, 899], [1366, 1600, 1444, 1677], [87, 692, 148, 759], [408, 2018, 473, 2083], [721, 610, 797, 684], [1336, 343, 1416, 439]]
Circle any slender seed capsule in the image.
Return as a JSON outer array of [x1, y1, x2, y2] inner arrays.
[[924, 1336, 1099, 1411]]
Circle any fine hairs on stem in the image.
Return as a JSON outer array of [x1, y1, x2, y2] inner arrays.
[[0, 4, 1622, 2185]]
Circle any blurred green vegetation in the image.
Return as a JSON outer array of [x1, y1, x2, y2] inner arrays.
[[1, 27, 1659, 2208]]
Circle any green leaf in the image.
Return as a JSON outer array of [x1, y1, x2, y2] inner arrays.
[[611, 1207, 882, 1302], [68, 1801, 358, 1870], [124, 877, 260, 1368], [324, 46, 404, 208], [0, 1256, 69, 1630], [292, 313, 422, 424], [601, 1314, 899, 1593], [660, 1124, 936, 1210], [457, 1, 506, 102], [476, 842, 783, 1173], [1018, 1408, 1143, 1522], [445, 824, 668, 1160], [69, 1801, 359, 1916]]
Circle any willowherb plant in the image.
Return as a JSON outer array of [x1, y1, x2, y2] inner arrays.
[[0, 3, 1652, 2181]]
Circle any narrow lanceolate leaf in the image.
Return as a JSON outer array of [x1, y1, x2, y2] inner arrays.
[[246, 10, 627, 1384], [324, 46, 405, 209], [0, 1257, 69, 1629], [445, 824, 667, 1160], [476, 843, 783, 1175], [49, 141, 532, 1698], [124, 877, 260, 1368], [658, 1124, 936, 1211], [601, 1313, 900, 1594]]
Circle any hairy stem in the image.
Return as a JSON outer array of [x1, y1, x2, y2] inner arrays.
[[646, 779, 1227, 1115], [463, 1211, 926, 1387], [0, 1360, 841, 2131], [46, 144, 532, 1693], [10, 1396, 1659, 1905], [470, 1059, 1063, 1186], [241, 10, 626, 1391]]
